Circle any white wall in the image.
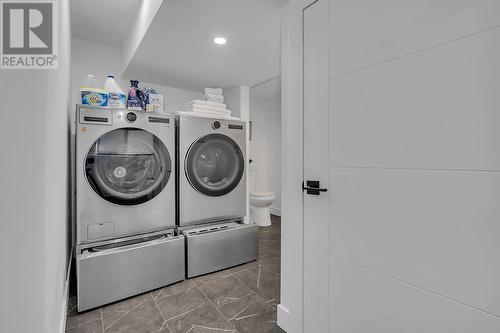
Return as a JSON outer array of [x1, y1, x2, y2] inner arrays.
[[249, 94, 282, 214], [0, 1, 72, 332], [249, 99, 268, 191], [225, 86, 249, 120], [267, 98, 281, 214], [71, 37, 201, 117], [225, 86, 251, 223]]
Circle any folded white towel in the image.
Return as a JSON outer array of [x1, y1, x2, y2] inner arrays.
[[204, 88, 223, 95], [185, 107, 230, 115], [184, 100, 227, 109], [203, 93, 224, 103], [184, 106, 232, 115], [204, 98, 224, 104], [190, 108, 232, 116], [184, 100, 229, 113], [175, 111, 239, 121]]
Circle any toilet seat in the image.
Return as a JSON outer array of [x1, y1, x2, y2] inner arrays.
[[250, 191, 274, 197]]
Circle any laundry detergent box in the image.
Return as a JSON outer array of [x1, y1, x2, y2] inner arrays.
[[108, 92, 126, 108], [81, 88, 108, 107], [146, 94, 163, 112]]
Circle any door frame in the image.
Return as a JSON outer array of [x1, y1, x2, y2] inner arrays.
[[278, 1, 319, 332]]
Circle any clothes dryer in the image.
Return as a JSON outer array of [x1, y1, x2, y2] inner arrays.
[[176, 114, 257, 277]]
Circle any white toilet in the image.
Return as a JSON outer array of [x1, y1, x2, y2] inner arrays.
[[249, 191, 276, 227]]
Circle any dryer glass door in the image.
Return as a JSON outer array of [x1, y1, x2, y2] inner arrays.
[[185, 133, 244, 197], [85, 128, 171, 205]]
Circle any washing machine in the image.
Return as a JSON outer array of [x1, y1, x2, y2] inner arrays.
[[176, 114, 258, 277], [75, 106, 184, 311]]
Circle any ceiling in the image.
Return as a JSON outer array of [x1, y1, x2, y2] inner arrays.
[[70, 0, 142, 47], [123, 0, 282, 91]]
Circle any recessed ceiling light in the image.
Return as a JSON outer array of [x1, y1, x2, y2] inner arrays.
[[213, 37, 227, 45]]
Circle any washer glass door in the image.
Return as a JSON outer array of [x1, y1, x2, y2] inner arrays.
[[185, 133, 244, 197], [85, 128, 171, 205]]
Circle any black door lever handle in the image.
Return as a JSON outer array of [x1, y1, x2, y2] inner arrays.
[[303, 186, 328, 192], [302, 180, 328, 195]]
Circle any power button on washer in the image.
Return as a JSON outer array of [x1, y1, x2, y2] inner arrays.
[[126, 112, 137, 122]]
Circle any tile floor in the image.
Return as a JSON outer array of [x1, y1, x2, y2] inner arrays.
[[66, 216, 284, 333]]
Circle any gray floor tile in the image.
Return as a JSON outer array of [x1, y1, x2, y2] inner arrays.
[[232, 310, 282, 333], [67, 217, 283, 332], [150, 326, 170, 333], [259, 240, 281, 253], [151, 288, 164, 300], [166, 302, 235, 333], [258, 256, 280, 276], [218, 293, 275, 322], [101, 292, 151, 329], [226, 260, 259, 274], [196, 275, 253, 307], [258, 245, 280, 259], [66, 319, 103, 333], [259, 225, 281, 236], [152, 279, 196, 300], [66, 307, 101, 330], [233, 265, 280, 306], [156, 286, 206, 321], [262, 216, 281, 233], [258, 230, 281, 241], [105, 296, 164, 333], [192, 269, 234, 284]]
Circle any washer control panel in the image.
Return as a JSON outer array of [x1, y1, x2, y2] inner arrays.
[[126, 112, 137, 122], [212, 121, 221, 129]]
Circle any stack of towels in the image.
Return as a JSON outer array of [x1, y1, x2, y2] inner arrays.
[[183, 88, 232, 117], [183, 100, 232, 116], [203, 87, 224, 103]]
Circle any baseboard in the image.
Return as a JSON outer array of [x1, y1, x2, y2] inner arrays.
[[59, 246, 73, 333], [270, 206, 281, 217], [277, 304, 290, 332]]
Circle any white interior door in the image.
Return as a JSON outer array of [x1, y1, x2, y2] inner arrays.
[[303, 1, 329, 332], [303, 0, 500, 332]]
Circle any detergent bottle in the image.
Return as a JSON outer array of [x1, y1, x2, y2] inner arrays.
[[127, 80, 145, 111], [104, 75, 126, 108], [81, 74, 108, 107]]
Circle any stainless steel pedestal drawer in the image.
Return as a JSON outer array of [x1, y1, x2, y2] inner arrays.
[[183, 222, 258, 278], [76, 231, 184, 311]]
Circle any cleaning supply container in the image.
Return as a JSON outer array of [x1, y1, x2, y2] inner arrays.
[[127, 80, 145, 111], [81, 74, 108, 107], [104, 75, 126, 108]]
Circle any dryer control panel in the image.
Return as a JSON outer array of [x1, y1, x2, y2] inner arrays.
[[78, 106, 172, 128]]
